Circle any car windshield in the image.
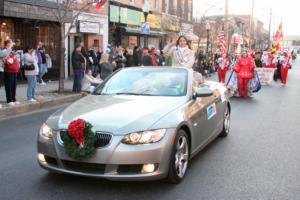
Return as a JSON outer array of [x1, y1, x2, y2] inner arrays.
[[95, 68, 188, 96]]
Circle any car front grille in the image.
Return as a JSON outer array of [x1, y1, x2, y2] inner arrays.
[[62, 160, 106, 174], [59, 130, 112, 148]]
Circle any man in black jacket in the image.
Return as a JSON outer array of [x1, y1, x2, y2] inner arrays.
[[72, 44, 85, 93], [88, 45, 99, 77]]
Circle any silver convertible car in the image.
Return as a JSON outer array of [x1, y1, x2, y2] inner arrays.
[[37, 67, 231, 183]]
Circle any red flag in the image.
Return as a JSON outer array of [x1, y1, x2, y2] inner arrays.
[[95, 0, 107, 10], [273, 22, 283, 51]]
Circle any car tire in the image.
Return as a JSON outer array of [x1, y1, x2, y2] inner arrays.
[[219, 105, 230, 137], [166, 129, 190, 184]]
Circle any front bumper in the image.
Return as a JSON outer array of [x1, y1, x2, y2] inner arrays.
[[37, 129, 176, 181]]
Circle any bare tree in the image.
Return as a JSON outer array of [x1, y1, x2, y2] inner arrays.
[[53, 0, 95, 93]]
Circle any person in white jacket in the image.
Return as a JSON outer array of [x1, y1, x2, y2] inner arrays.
[[163, 35, 203, 87], [82, 69, 102, 93], [24, 46, 39, 102]]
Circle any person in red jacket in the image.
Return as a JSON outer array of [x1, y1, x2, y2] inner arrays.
[[233, 50, 255, 97], [280, 51, 292, 86], [217, 53, 229, 83], [3, 39, 20, 106]]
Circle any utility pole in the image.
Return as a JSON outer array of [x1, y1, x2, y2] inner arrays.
[[249, 0, 254, 49], [268, 8, 272, 49], [225, 0, 229, 53]]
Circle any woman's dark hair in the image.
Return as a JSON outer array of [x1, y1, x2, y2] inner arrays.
[[4, 39, 12, 47], [25, 46, 34, 53], [75, 43, 81, 50], [176, 36, 191, 49]]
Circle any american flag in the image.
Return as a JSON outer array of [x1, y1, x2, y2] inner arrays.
[[218, 28, 227, 55]]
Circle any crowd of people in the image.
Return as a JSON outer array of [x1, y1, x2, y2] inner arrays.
[[0, 34, 295, 109], [0, 39, 52, 108]]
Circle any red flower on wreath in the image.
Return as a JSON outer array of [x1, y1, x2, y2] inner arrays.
[[68, 119, 85, 145]]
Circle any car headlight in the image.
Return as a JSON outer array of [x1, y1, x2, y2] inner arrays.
[[40, 123, 53, 139], [121, 129, 166, 145]]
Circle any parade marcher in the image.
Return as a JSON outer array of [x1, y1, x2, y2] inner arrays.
[[233, 50, 255, 97], [280, 51, 292, 86], [217, 53, 229, 83], [3, 39, 20, 106], [263, 51, 277, 68], [72, 44, 86, 93], [254, 51, 263, 68], [24, 46, 39, 102]]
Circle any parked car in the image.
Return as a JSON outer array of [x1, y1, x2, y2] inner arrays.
[[37, 67, 231, 183]]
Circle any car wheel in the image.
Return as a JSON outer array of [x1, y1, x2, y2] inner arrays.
[[219, 105, 230, 137], [167, 129, 190, 184]]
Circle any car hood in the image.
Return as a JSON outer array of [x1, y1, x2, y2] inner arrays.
[[47, 95, 187, 135]]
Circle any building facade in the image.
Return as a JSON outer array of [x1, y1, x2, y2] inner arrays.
[[0, 0, 63, 79]]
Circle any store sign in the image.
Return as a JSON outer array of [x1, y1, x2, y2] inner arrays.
[[110, 5, 119, 22], [141, 22, 150, 34], [78, 21, 100, 34], [161, 14, 180, 32], [141, 14, 161, 29]]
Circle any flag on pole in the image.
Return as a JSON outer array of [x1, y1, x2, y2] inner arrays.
[[94, 0, 107, 10], [218, 27, 227, 55], [272, 22, 283, 52]]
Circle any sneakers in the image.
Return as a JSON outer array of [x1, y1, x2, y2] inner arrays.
[[40, 81, 46, 85], [8, 102, 15, 106], [14, 101, 20, 105], [29, 99, 37, 102]]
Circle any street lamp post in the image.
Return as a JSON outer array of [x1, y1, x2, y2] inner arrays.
[[142, 0, 150, 47], [206, 21, 211, 54]]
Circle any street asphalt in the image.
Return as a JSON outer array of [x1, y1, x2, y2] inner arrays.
[[1, 60, 300, 200]]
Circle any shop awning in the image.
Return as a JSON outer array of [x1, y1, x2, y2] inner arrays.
[[125, 27, 165, 37]]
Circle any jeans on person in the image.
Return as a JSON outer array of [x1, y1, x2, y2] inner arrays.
[[91, 64, 98, 77], [4, 72, 17, 103], [37, 63, 48, 83], [72, 73, 83, 93], [26, 75, 36, 100]]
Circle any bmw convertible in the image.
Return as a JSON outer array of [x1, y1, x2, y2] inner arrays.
[[37, 67, 231, 183]]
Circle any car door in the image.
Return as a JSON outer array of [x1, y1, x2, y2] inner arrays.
[[187, 91, 215, 151]]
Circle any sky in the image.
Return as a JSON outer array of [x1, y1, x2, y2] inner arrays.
[[193, 0, 299, 36]]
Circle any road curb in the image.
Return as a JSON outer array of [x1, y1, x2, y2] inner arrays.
[[0, 94, 83, 119]]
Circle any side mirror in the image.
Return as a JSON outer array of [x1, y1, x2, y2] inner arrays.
[[193, 87, 213, 99]]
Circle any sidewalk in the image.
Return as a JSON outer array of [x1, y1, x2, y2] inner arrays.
[[0, 79, 83, 119]]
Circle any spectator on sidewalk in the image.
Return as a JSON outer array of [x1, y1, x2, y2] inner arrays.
[[0, 43, 13, 108], [155, 49, 164, 66], [114, 49, 127, 71], [34, 42, 43, 84], [39, 44, 48, 84], [125, 47, 134, 67], [141, 48, 153, 66], [88, 45, 99, 77], [24, 46, 39, 102], [3, 39, 20, 106], [80, 41, 89, 70], [82, 69, 102, 93], [72, 44, 86, 93], [99, 53, 114, 80]]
